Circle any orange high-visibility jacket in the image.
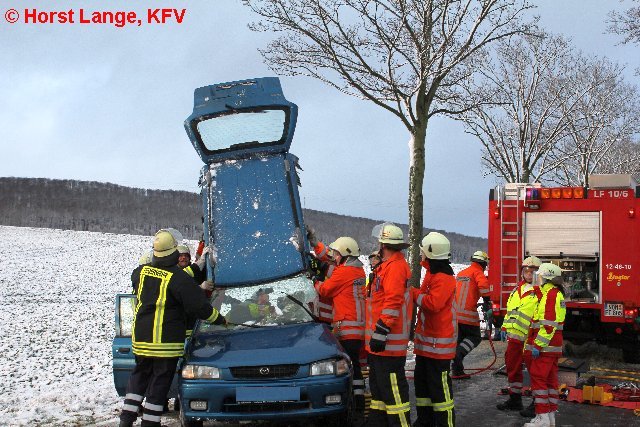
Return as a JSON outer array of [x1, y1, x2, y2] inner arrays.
[[524, 283, 566, 357], [312, 241, 335, 323], [365, 251, 413, 357], [316, 259, 366, 340], [412, 261, 458, 360], [454, 262, 491, 326]]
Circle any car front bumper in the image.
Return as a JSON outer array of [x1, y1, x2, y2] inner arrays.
[[179, 374, 351, 421]]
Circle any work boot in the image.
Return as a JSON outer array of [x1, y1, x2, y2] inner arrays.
[[451, 369, 470, 380], [523, 413, 550, 427], [520, 400, 535, 418], [496, 393, 523, 411], [118, 419, 134, 427], [548, 411, 556, 427]]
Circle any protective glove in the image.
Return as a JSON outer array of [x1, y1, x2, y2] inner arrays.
[[199, 280, 214, 292], [481, 297, 493, 313], [369, 319, 390, 353], [306, 226, 318, 247], [532, 347, 540, 359], [500, 330, 507, 342], [195, 246, 212, 269]]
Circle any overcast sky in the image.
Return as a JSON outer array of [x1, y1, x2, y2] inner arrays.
[[2, 1, 638, 237]]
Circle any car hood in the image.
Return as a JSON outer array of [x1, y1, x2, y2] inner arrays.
[[186, 323, 344, 367]]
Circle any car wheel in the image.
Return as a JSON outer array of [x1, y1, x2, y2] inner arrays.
[[179, 410, 204, 427]]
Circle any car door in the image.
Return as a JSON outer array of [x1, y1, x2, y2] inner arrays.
[[112, 293, 180, 398], [184, 77, 309, 287], [112, 293, 136, 396]]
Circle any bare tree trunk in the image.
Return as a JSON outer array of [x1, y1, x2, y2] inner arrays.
[[408, 123, 427, 287]]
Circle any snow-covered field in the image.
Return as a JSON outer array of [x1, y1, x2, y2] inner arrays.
[[0, 225, 469, 426], [0, 226, 151, 426]]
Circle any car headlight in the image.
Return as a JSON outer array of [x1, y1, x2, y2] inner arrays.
[[182, 364, 220, 379], [311, 358, 349, 376]]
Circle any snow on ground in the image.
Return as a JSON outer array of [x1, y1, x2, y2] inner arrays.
[[0, 226, 154, 426], [0, 225, 470, 426]]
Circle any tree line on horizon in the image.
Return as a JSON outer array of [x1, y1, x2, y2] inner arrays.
[[0, 177, 486, 263]]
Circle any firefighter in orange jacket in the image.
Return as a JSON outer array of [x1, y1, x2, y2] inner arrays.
[[523, 263, 566, 427], [307, 228, 336, 323], [412, 232, 457, 427], [366, 223, 412, 427], [314, 237, 367, 421], [497, 256, 543, 413], [451, 250, 491, 378]]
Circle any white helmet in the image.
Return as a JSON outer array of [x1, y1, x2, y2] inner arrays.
[[420, 232, 451, 260], [538, 263, 562, 280], [372, 222, 407, 245], [329, 237, 360, 257], [522, 256, 542, 268], [470, 250, 489, 263], [177, 244, 191, 255]]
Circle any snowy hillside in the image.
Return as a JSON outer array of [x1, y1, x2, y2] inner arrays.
[[0, 226, 468, 426]]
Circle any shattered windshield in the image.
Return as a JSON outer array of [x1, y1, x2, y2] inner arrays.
[[196, 274, 319, 332], [197, 108, 288, 152]]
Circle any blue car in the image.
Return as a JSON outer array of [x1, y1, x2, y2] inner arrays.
[[112, 77, 354, 426]]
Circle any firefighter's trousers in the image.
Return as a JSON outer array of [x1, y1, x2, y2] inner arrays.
[[452, 323, 481, 372], [505, 339, 525, 395], [367, 353, 411, 427], [414, 356, 455, 427], [119, 356, 178, 427], [529, 354, 559, 414], [340, 339, 365, 412]]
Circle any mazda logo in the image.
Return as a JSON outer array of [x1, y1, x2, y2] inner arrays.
[[259, 367, 270, 375]]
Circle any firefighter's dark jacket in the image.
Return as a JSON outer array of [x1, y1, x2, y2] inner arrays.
[[131, 252, 222, 357]]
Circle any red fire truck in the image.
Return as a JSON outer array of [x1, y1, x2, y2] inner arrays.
[[487, 174, 640, 363]]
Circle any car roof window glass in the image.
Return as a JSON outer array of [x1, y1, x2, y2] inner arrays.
[[197, 108, 287, 152], [197, 274, 320, 332]]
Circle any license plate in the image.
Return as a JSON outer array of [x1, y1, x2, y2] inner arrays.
[[604, 303, 623, 317], [236, 386, 300, 403]]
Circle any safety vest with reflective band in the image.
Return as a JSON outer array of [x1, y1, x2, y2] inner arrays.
[[315, 258, 366, 340], [502, 280, 543, 342], [524, 282, 566, 357], [365, 251, 413, 357], [412, 261, 457, 360], [131, 264, 220, 357], [454, 262, 491, 326]]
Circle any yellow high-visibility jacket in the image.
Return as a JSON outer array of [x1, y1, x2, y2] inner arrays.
[[502, 280, 542, 341]]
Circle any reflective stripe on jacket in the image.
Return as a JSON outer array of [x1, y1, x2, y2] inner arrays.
[[312, 241, 336, 323], [412, 261, 457, 359], [502, 280, 542, 341], [524, 283, 565, 357], [316, 258, 366, 340], [454, 262, 490, 326], [132, 263, 219, 358], [365, 251, 413, 357]]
